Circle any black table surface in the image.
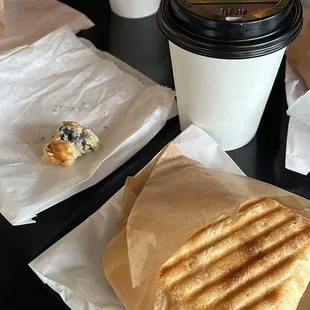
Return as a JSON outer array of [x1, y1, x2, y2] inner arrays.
[[1, 1, 310, 309]]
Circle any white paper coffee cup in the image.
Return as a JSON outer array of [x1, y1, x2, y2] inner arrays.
[[169, 42, 285, 150], [157, 0, 303, 150], [110, 0, 160, 19]]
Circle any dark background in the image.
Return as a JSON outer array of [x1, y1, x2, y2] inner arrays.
[[1, 0, 309, 309]]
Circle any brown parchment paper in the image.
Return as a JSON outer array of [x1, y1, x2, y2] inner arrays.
[[287, 22, 310, 88], [103, 143, 310, 310], [0, 0, 6, 38]]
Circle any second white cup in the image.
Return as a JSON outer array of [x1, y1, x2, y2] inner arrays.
[[110, 0, 160, 19]]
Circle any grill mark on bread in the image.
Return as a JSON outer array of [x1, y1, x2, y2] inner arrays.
[[162, 217, 307, 305], [162, 201, 281, 276], [162, 215, 296, 296], [161, 207, 292, 289], [157, 199, 310, 309], [211, 254, 299, 309], [185, 227, 310, 309], [163, 200, 278, 268], [187, 227, 310, 307], [238, 287, 281, 310]]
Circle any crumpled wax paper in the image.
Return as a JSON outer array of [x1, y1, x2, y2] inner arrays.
[[0, 0, 93, 51], [285, 0, 310, 175], [0, 26, 175, 225], [29, 124, 244, 310]]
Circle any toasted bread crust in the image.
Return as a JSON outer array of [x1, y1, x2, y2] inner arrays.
[[155, 198, 310, 310]]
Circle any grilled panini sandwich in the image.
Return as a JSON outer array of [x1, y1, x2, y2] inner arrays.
[[155, 198, 310, 310]]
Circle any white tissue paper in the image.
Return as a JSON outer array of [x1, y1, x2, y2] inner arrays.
[[285, 0, 310, 175], [0, 0, 93, 51], [0, 26, 175, 225], [29, 124, 244, 310]]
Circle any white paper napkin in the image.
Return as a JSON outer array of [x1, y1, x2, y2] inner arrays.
[[285, 0, 310, 175], [0, 0, 93, 51], [29, 124, 244, 310], [0, 26, 175, 225]]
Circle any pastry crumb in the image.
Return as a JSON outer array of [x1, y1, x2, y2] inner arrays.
[[42, 121, 101, 167]]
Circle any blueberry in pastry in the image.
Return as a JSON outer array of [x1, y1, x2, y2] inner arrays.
[[42, 121, 101, 167]]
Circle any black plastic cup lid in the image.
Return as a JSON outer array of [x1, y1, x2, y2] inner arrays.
[[157, 0, 303, 59]]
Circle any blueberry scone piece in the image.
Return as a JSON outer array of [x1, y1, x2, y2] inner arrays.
[[42, 121, 101, 167]]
